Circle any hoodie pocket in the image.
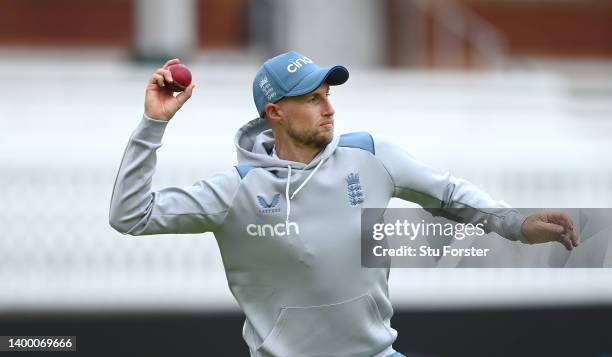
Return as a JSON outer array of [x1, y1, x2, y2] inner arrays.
[[256, 293, 394, 357]]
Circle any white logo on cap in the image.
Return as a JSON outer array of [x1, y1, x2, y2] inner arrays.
[[287, 56, 313, 73], [259, 76, 269, 88], [259, 75, 276, 100]]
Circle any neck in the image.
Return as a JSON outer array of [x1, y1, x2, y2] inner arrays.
[[273, 135, 323, 165]]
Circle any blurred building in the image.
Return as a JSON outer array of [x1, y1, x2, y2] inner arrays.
[[1, 0, 611, 66]]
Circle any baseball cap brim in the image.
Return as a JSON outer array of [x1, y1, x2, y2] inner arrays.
[[285, 65, 349, 98]]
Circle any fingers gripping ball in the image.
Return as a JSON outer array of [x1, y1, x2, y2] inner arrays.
[[166, 64, 192, 92]]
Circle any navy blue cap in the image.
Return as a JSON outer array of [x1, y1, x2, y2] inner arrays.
[[253, 51, 349, 117]]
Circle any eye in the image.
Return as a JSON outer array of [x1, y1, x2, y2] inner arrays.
[[309, 96, 320, 103]]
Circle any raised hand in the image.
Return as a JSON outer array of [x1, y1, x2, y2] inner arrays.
[[144, 58, 195, 121]]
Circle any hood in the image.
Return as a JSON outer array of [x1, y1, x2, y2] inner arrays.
[[234, 117, 340, 223], [234, 117, 340, 171]]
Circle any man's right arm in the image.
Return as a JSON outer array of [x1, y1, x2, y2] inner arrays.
[[109, 115, 240, 235], [109, 59, 240, 236]]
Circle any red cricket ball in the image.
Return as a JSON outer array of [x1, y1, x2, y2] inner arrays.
[[166, 64, 192, 92]]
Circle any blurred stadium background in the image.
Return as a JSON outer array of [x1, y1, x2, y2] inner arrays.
[[1, 0, 612, 356]]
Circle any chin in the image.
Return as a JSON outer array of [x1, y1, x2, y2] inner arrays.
[[309, 134, 332, 149], [321, 132, 334, 146], [319, 127, 333, 137]]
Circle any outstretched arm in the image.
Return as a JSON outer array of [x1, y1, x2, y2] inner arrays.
[[373, 137, 579, 250]]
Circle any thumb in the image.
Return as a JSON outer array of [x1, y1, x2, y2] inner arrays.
[[176, 83, 195, 107]]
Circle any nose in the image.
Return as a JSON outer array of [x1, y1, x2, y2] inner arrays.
[[322, 97, 335, 117]]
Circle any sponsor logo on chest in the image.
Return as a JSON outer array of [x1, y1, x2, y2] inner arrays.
[[248, 193, 299, 237], [246, 218, 300, 237], [257, 194, 281, 214]]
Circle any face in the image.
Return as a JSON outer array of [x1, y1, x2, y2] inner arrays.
[[267, 83, 335, 150]]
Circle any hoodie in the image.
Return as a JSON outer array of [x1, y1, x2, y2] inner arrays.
[[109, 115, 528, 357]]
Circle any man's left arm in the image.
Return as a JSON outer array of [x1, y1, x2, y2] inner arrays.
[[372, 137, 579, 250]]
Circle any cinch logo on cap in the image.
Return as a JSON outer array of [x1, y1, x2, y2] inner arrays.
[[287, 56, 313, 73]]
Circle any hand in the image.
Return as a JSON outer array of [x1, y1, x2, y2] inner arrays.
[[521, 211, 580, 250], [144, 58, 195, 121]]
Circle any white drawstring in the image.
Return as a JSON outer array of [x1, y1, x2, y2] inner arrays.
[[285, 165, 292, 222], [284, 158, 327, 222], [291, 158, 325, 199]]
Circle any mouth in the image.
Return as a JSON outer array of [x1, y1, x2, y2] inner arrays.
[[320, 120, 334, 129]]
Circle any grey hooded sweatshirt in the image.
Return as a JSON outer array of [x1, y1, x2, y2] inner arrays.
[[109, 115, 528, 357]]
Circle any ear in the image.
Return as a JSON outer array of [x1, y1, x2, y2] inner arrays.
[[264, 103, 282, 123]]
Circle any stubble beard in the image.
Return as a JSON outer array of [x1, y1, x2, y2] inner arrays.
[[286, 123, 333, 150]]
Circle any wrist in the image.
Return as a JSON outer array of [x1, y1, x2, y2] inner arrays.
[[144, 112, 171, 122], [134, 114, 169, 142]]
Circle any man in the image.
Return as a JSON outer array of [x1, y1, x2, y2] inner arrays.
[[109, 51, 579, 357]]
